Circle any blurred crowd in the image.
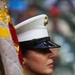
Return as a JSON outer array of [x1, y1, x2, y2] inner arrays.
[[2, 0, 75, 75]]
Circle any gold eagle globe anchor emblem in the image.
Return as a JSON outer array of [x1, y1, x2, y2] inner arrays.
[[44, 16, 48, 26]]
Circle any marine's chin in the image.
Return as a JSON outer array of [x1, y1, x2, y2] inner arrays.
[[43, 69, 54, 75], [48, 69, 53, 74]]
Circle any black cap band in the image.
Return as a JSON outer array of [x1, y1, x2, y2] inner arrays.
[[19, 37, 61, 50]]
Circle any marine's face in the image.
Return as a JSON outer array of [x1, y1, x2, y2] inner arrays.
[[23, 48, 57, 75]]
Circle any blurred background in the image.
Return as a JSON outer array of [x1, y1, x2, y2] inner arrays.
[[3, 0, 75, 75]]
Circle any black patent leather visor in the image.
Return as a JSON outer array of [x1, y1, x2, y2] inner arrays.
[[19, 37, 61, 49]]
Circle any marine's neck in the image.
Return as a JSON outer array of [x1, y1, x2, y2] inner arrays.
[[24, 66, 50, 75]]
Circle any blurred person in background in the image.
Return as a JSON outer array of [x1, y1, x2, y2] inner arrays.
[[7, 0, 29, 25], [17, 4, 39, 24]]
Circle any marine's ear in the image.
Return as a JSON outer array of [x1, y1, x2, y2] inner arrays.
[[23, 58, 26, 65]]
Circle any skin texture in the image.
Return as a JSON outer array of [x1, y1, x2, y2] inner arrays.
[[23, 48, 57, 75]]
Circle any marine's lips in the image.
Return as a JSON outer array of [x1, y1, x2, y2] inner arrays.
[[47, 62, 54, 67]]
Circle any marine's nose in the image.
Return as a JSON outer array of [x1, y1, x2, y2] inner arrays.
[[48, 48, 59, 59]]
